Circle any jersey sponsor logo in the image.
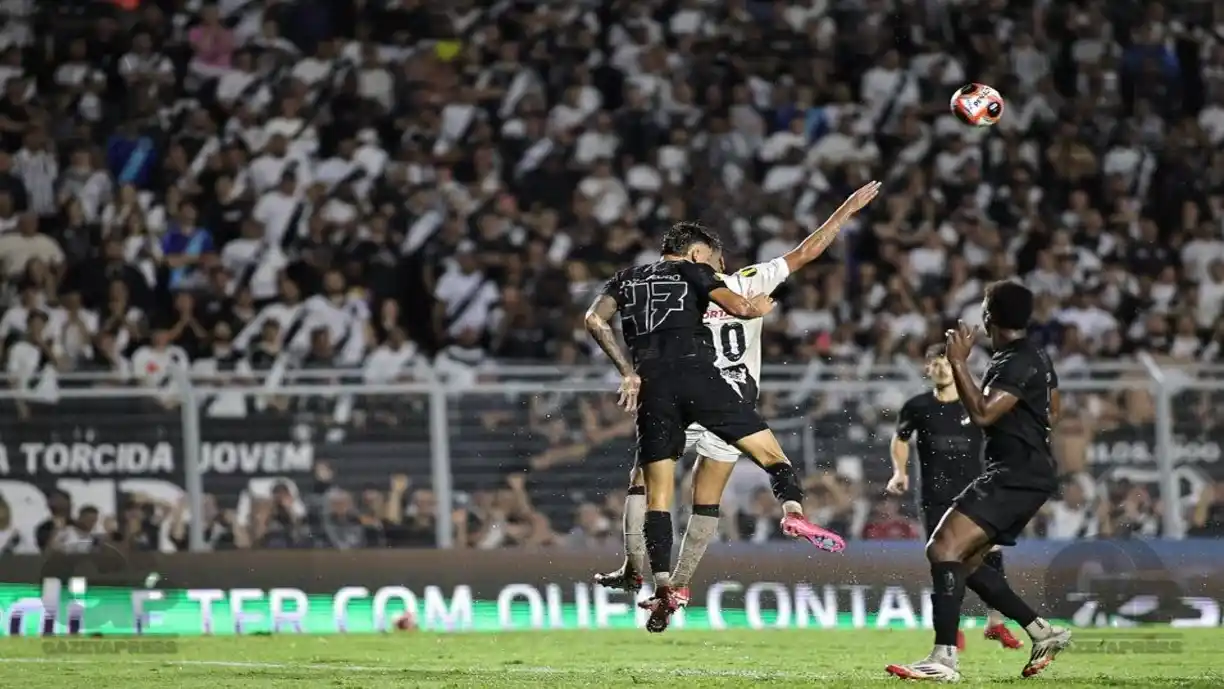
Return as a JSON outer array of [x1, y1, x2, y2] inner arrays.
[[737, 267, 758, 278]]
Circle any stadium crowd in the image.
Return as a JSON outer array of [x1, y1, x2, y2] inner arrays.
[[1, 0, 1224, 553]]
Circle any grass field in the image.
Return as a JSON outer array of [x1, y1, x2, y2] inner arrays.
[[2, 628, 1222, 687]]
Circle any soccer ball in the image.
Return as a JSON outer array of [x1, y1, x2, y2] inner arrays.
[[950, 83, 1004, 127], [394, 611, 418, 631]]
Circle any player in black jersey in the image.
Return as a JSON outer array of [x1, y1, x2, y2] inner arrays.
[[887, 282, 1070, 682], [890, 344, 1024, 652], [585, 222, 838, 633]]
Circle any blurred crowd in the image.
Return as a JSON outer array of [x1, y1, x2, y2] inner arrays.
[[2, 0, 1224, 552]]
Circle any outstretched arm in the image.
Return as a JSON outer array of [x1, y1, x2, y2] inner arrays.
[[782, 181, 881, 274], [584, 294, 634, 377]]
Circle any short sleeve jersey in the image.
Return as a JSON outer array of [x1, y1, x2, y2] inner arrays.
[[980, 337, 1060, 484], [895, 391, 984, 506], [706, 257, 790, 383], [601, 259, 725, 370]]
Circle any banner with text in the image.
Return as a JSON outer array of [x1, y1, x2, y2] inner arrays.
[[1, 540, 1220, 635], [0, 407, 313, 545]]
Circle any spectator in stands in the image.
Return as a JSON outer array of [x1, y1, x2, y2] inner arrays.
[[734, 487, 786, 544], [168, 494, 236, 551], [1100, 481, 1162, 539], [7, 309, 62, 415], [1189, 480, 1224, 538], [1042, 473, 1102, 540], [566, 503, 614, 548], [0, 214, 62, 279], [109, 493, 164, 552], [0, 497, 29, 554], [861, 497, 921, 540], [250, 480, 311, 549]]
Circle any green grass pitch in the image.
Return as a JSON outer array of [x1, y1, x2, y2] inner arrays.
[[3, 628, 1222, 687]]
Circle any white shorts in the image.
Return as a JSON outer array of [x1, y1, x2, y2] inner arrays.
[[684, 424, 741, 463]]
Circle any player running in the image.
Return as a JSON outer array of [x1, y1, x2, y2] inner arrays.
[[890, 343, 1024, 652], [886, 281, 1070, 682], [592, 182, 882, 632]]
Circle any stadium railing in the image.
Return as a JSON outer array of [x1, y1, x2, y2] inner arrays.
[[0, 359, 1208, 550]]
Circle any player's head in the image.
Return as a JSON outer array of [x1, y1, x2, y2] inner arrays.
[[982, 280, 1034, 340], [662, 221, 722, 265], [923, 343, 953, 388]]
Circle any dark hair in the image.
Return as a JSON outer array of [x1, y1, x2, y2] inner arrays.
[[924, 343, 947, 360], [661, 221, 722, 256], [985, 280, 1034, 330]]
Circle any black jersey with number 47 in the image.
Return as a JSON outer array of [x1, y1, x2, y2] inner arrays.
[[980, 336, 1060, 486], [601, 260, 724, 371], [896, 392, 984, 506]]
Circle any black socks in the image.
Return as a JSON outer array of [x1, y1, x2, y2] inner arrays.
[[982, 548, 1004, 573], [930, 561, 968, 647], [644, 510, 673, 577], [765, 462, 804, 504], [966, 554, 1039, 628]]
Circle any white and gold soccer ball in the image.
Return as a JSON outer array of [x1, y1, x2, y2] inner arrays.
[[950, 83, 1005, 127]]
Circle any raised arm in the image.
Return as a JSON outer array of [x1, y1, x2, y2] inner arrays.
[[945, 322, 1019, 427], [782, 180, 882, 274]]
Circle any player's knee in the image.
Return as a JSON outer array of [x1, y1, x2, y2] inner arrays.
[[925, 533, 961, 563]]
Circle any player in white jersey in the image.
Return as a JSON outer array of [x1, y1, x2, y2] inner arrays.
[[595, 181, 882, 601]]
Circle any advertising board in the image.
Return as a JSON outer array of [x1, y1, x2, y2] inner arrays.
[[2, 540, 1220, 635]]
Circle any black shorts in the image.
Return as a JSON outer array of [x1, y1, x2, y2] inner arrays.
[[635, 362, 767, 465], [953, 470, 1054, 547], [921, 501, 954, 539]]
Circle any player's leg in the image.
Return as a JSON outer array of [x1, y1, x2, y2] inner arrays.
[[732, 428, 845, 551], [955, 484, 1070, 676], [670, 436, 738, 590], [885, 508, 984, 681], [638, 449, 734, 633], [922, 502, 966, 652], [978, 546, 1025, 648], [629, 376, 686, 600], [593, 467, 646, 593], [683, 368, 844, 551]]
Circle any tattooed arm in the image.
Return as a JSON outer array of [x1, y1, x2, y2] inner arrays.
[[782, 181, 882, 273], [584, 293, 642, 411], [584, 294, 632, 376]]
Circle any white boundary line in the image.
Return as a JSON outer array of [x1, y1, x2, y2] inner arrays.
[[0, 657, 826, 680]]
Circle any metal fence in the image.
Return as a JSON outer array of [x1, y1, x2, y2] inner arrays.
[[0, 358, 1218, 551]]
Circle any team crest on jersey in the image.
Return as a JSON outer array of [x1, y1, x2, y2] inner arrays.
[[960, 416, 971, 426], [720, 365, 749, 399], [737, 267, 758, 278]]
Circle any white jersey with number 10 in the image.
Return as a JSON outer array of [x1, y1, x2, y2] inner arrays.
[[708, 257, 791, 388]]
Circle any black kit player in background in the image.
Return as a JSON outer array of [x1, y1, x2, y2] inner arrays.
[[584, 222, 842, 633], [887, 281, 1071, 683], [890, 344, 1024, 652]]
